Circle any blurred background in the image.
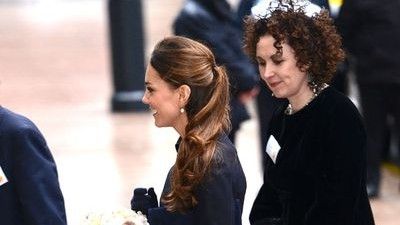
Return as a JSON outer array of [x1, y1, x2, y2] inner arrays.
[[0, 0, 398, 224]]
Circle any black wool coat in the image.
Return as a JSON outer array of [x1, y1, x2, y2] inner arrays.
[[250, 87, 375, 225]]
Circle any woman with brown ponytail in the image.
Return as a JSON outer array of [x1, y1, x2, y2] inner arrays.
[[133, 36, 246, 225]]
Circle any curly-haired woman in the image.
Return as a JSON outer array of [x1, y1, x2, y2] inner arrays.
[[243, 1, 375, 224], [136, 36, 246, 225]]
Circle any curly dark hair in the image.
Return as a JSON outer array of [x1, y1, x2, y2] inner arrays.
[[243, 1, 345, 84]]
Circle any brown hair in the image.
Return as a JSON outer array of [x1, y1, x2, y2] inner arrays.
[[243, 0, 345, 84], [150, 36, 230, 212]]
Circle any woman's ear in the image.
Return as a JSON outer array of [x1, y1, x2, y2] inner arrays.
[[300, 62, 311, 72], [178, 84, 191, 106]]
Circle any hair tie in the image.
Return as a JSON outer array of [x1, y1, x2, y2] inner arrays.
[[210, 65, 218, 79], [213, 64, 218, 71]]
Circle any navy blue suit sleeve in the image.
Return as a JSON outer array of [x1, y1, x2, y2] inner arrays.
[[12, 126, 67, 225], [304, 100, 366, 225]]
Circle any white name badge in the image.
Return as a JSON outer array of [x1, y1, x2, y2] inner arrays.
[[266, 135, 281, 164], [0, 165, 8, 186]]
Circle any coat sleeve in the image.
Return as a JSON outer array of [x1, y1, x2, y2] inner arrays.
[[304, 100, 367, 225], [12, 125, 67, 225], [148, 207, 194, 225], [249, 161, 282, 224]]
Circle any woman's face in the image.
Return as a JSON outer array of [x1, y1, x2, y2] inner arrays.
[[256, 34, 309, 101], [142, 64, 187, 131]]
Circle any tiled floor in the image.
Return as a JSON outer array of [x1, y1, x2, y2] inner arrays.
[[0, 1, 399, 225]]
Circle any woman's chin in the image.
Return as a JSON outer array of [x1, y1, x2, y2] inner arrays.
[[272, 92, 285, 99], [154, 120, 166, 128]]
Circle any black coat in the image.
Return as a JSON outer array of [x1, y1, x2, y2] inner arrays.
[[250, 87, 375, 225], [0, 107, 67, 225], [173, 0, 259, 130], [147, 134, 246, 225]]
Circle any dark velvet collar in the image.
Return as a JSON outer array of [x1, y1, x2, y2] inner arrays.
[[175, 137, 182, 152], [284, 86, 330, 119]]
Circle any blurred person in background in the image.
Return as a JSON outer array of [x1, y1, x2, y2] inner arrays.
[[243, 0, 374, 224], [336, 0, 400, 198], [131, 36, 246, 225], [173, 0, 260, 144], [0, 106, 67, 225]]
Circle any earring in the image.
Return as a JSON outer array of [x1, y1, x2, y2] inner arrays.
[[308, 81, 318, 94], [180, 108, 185, 113]]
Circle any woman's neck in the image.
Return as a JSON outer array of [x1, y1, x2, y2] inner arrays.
[[288, 86, 315, 113], [174, 115, 188, 137], [286, 83, 329, 115]]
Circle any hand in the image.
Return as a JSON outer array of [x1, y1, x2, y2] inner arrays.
[[130, 187, 158, 216], [238, 86, 260, 104]]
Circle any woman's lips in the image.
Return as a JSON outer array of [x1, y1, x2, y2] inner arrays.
[[268, 81, 281, 89], [149, 107, 158, 116]]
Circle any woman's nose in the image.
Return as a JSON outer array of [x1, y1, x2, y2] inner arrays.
[[261, 66, 275, 80], [142, 93, 148, 104]]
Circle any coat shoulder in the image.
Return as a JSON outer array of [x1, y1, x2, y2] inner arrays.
[[0, 107, 40, 137]]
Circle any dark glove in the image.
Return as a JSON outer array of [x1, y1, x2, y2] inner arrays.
[[130, 187, 158, 216]]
